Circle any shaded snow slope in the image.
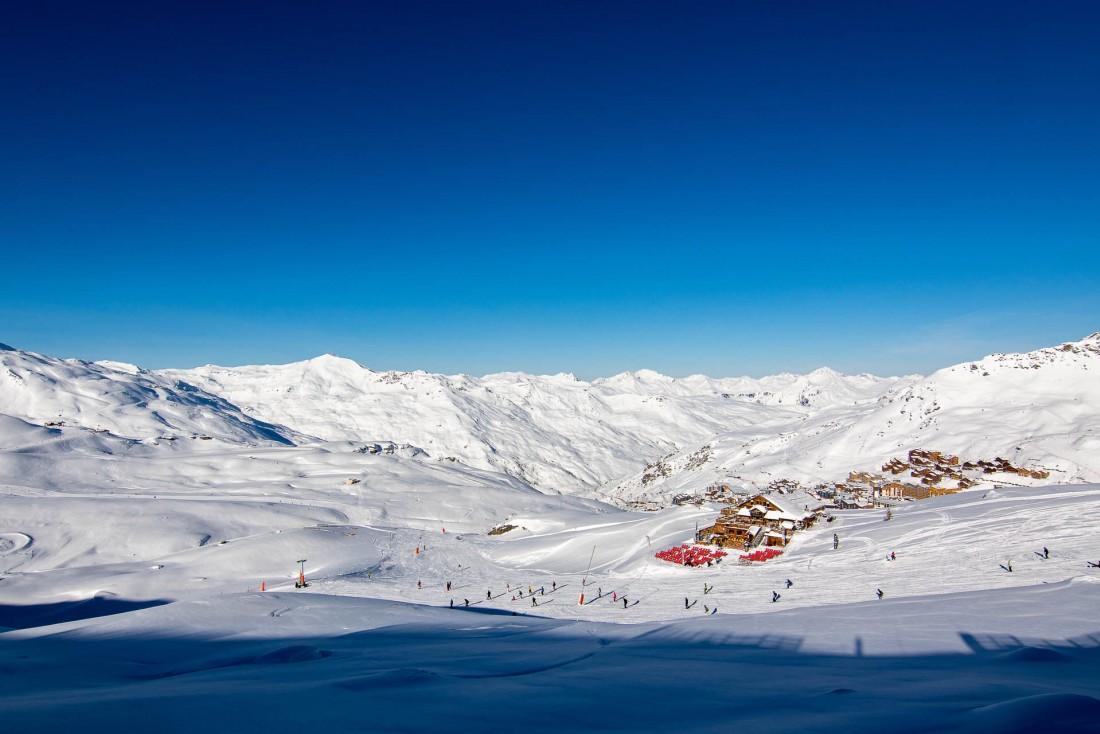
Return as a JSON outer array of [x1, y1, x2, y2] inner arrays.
[[0, 346, 296, 445]]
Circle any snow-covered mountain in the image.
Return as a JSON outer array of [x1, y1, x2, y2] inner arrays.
[[608, 333, 1100, 503], [0, 344, 295, 446], [160, 357, 905, 495], [3, 334, 1098, 506]]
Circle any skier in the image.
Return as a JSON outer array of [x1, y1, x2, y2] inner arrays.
[[1043, 547, 1050, 559], [449, 598, 454, 608], [772, 591, 781, 603], [511, 595, 516, 601], [833, 533, 839, 550], [704, 605, 709, 614], [785, 579, 793, 589], [876, 588, 884, 600], [552, 580, 557, 591], [598, 587, 602, 598], [463, 598, 470, 607], [684, 597, 689, 609], [612, 591, 617, 602], [891, 551, 896, 561], [540, 586, 545, 596], [446, 581, 452, 592], [417, 579, 422, 589], [531, 597, 537, 607], [622, 597, 628, 609]]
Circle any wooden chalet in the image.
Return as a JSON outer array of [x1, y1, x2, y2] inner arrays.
[[696, 493, 823, 549]]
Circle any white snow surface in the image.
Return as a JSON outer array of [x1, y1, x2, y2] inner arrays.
[[160, 356, 906, 496], [609, 332, 1100, 502], [0, 345, 295, 445], [2, 335, 1100, 731]]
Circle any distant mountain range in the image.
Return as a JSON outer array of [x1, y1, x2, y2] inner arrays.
[[2, 334, 1097, 506]]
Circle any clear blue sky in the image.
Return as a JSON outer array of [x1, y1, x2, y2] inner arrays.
[[2, 1, 1097, 377]]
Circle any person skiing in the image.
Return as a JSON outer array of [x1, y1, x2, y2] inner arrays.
[[612, 591, 617, 602], [772, 591, 781, 603], [511, 595, 516, 601], [1043, 547, 1050, 559], [622, 597, 628, 609], [876, 588, 884, 600], [539, 586, 545, 596], [487, 589, 492, 600], [552, 580, 557, 591], [833, 533, 839, 550], [531, 597, 537, 607], [463, 598, 470, 607], [890, 551, 896, 561], [446, 581, 452, 592], [598, 587, 602, 598], [684, 597, 690, 609], [449, 598, 454, 608], [785, 579, 793, 589], [417, 579, 422, 589]]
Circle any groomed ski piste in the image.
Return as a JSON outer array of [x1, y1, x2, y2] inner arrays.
[[2, 434, 1100, 732]]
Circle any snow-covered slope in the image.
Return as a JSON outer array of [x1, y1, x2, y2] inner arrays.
[[609, 333, 1100, 503], [0, 344, 296, 445], [2, 337, 1099, 733], [161, 358, 904, 495]]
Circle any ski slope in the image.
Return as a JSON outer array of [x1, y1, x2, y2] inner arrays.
[[2, 335, 1100, 731]]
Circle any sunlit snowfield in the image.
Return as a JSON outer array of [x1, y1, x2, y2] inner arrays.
[[3, 435, 1100, 732], [3, 336, 1100, 731]]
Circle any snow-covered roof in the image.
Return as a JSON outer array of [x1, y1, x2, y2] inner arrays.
[[761, 491, 823, 520]]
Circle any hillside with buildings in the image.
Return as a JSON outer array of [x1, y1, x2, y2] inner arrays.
[[606, 333, 1100, 506]]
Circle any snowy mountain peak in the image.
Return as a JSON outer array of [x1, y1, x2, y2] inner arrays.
[[1073, 331, 1100, 347], [0, 345, 296, 445], [303, 353, 367, 370], [94, 360, 144, 375]]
